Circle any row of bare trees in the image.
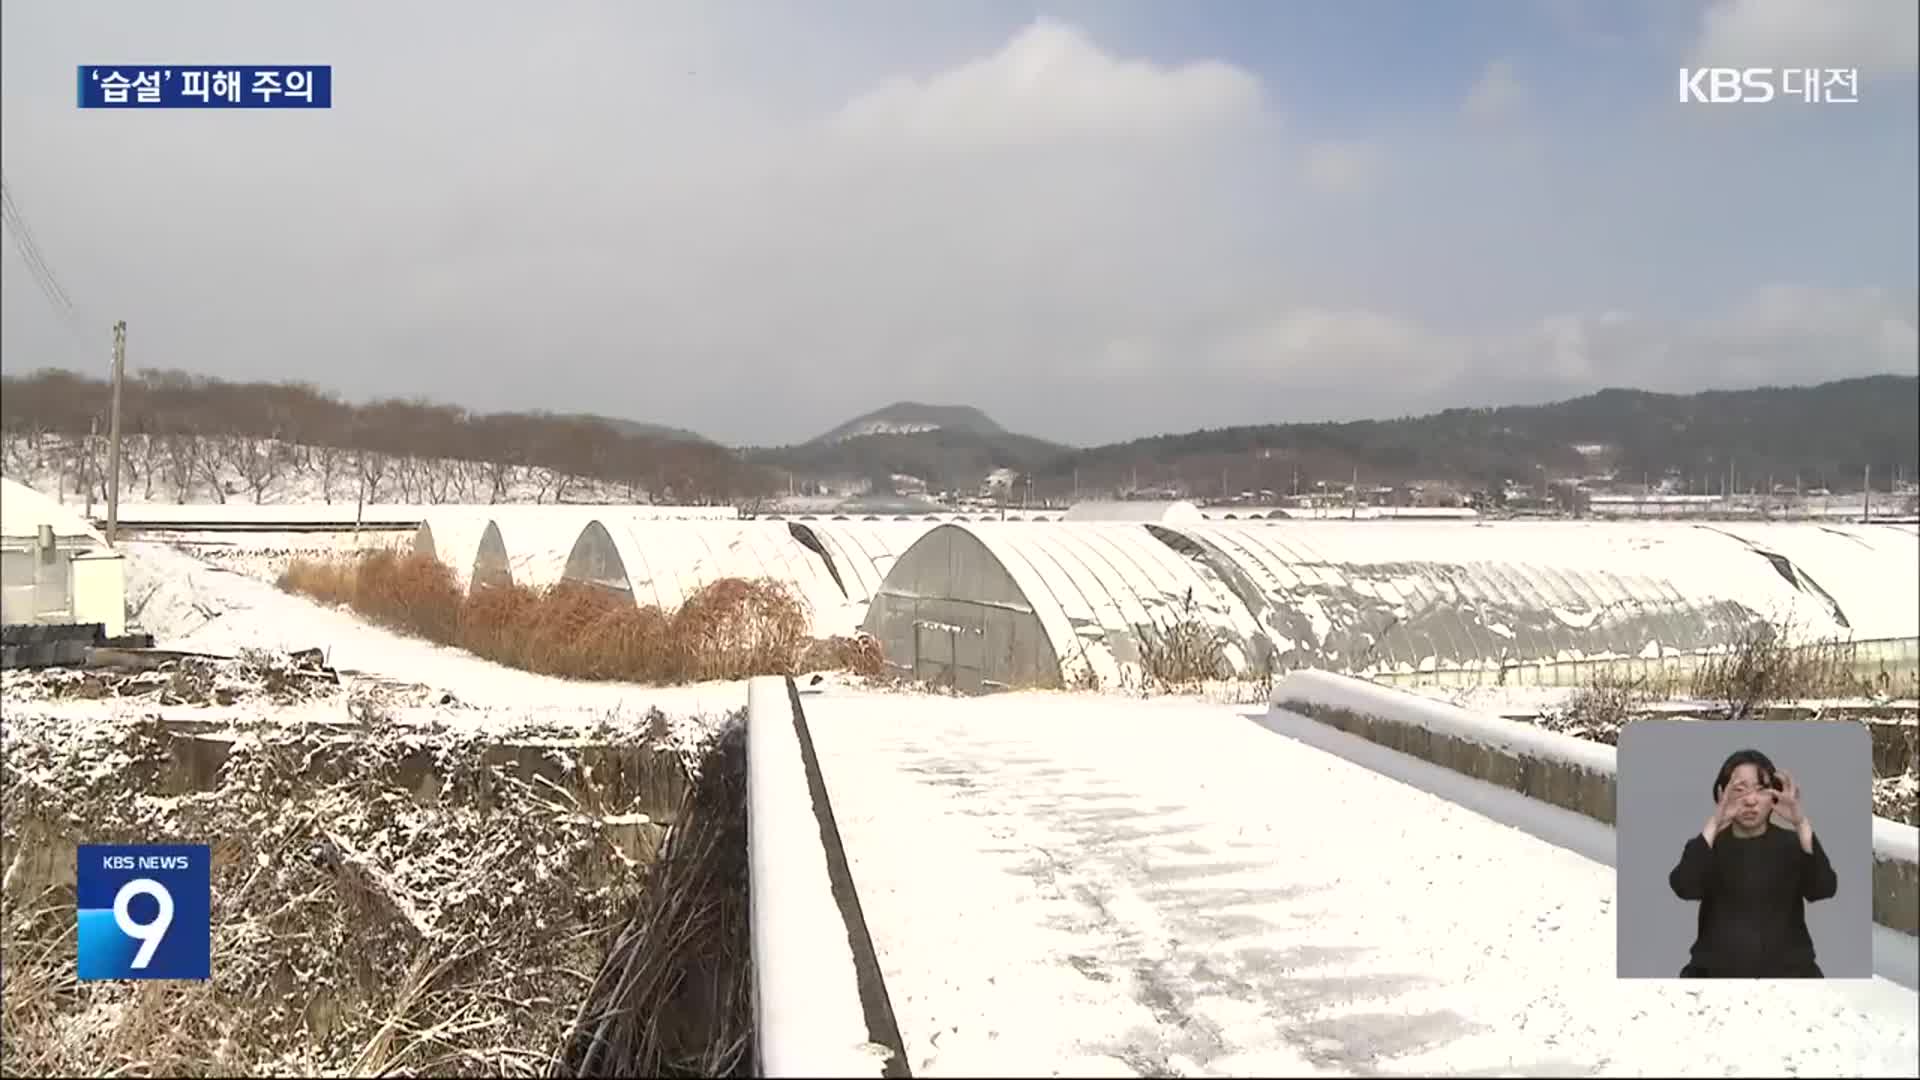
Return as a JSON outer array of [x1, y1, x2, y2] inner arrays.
[[0, 368, 774, 504]]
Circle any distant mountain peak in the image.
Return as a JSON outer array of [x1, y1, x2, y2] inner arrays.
[[812, 402, 1008, 445]]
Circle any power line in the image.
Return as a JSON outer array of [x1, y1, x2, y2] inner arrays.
[[0, 178, 78, 317], [0, 173, 104, 369]]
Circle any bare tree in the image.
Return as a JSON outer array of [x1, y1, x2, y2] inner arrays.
[[313, 442, 347, 503], [227, 436, 285, 503], [420, 457, 455, 504], [480, 458, 516, 502], [450, 459, 484, 502], [195, 442, 229, 504], [391, 455, 421, 503], [356, 450, 389, 503], [159, 433, 199, 502]]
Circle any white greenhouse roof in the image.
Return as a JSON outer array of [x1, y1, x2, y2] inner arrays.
[[412, 512, 496, 592], [479, 517, 583, 591], [1146, 521, 1852, 676], [568, 520, 856, 635], [788, 521, 943, 607], [889, 521, 1263, 689], [1697, 523, 1920, 641], [1063, 500, 1203, 523]]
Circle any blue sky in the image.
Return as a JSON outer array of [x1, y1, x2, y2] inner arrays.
[[2, 0, 1915, 446]]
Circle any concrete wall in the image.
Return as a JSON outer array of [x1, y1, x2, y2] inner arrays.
[[70, 550, 126, 638], [746, 676, 900, 1077], [1272, 671, 1920, 940]]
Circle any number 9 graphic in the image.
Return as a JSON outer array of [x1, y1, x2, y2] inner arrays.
[[113, 878, 174, 969]]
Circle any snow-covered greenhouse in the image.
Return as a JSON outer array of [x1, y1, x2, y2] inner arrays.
[[860, 520, 1919, 692]]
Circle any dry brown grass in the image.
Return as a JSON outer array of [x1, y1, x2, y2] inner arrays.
[[1138, 591, 1231, 693], [1689, 623, 1888, 719], [276, 550, 880, 685], [550, 722, 752, 1078]]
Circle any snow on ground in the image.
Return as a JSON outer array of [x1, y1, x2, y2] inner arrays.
[[101, 540, 748, 733], [127, 528, 411, 584], [800, 690, 1919, 1078]]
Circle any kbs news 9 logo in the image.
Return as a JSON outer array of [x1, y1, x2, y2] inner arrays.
[[77, 845, 211, 981]]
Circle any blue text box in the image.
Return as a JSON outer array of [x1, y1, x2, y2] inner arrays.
[[78, 66, 332, 109]]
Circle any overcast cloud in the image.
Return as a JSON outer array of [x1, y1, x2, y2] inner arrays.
[[2, 0, 1914, 447]]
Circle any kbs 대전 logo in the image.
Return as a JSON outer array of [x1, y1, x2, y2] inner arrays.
[[76, 845, 212, 980], [1678, 67, 1859, 104]]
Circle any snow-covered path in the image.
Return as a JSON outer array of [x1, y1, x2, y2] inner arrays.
[[803, 691, 1919, 1078]]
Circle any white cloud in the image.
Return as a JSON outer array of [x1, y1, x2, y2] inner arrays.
[[1303, 140, 1387, 194], [1197, 286, 1914, 396], [1690, 0, 1920, 74], [1463, 59, 1527, 119], [830, 18, 1264, 150]]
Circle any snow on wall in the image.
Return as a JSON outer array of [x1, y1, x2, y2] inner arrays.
[[864, 522, 1263, 690], [562, 521, 858, 635], [1274, 669, 1618, 775], [1148, 521, 1850, 678], [1697, 523, 1920, 641], [745, 676, 888, 1077], [1273, 670, 1920, 869], [1, 476, 105, 542], [1062, 500, 1203, 523], [412, 511, 496, 592]]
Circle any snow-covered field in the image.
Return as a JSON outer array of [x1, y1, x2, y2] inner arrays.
[[8, 537, 1917, 1077], [76, 540, 748, 732], [803, 690, 1919, 1077]]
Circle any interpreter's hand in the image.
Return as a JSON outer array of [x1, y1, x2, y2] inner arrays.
[[1773, 770, 1805, 827], [1704, 782, 1742, 842]]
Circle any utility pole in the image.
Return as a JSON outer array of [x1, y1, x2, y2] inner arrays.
[[106, 320, 127, 545], [86, 417, 97, 520], [1350, 465, 1359, 520], [1863, 464, 1871, 522]]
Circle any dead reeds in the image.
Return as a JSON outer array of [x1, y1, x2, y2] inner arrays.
[[549, 721, 752, 1078], [276, 549, 880, 685]]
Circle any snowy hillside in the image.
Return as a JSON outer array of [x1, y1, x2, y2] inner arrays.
[[0, 432, 654, 507]]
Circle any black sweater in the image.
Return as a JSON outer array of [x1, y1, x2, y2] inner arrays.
[[1667, 823, 1837, 978]]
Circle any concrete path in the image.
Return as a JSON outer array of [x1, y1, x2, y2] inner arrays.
[[802, 690, 1920, 1078]]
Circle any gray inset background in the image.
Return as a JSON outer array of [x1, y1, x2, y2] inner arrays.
[[1616, 719, 1872, 978]]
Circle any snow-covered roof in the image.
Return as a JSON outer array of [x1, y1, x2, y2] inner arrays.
[[787, 521, 942, 606], [1063, 500, 1203, 523], [563, 520, 855, 634], [1693, 523, 1919, 641], [1145, 521, 1849, 677], [867, 522, 1263, 689], [0, 477, 104, 543], [475, 517, 584, 591], [412, 511, 496, 592]]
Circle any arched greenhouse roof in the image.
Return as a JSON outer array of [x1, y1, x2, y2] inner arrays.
[[563, 520, 858, 635], [1143, 521, 1850, 676], [868, 522, 1264, 689]]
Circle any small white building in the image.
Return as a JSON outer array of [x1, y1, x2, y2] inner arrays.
[[1, 476, 126, 637]]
